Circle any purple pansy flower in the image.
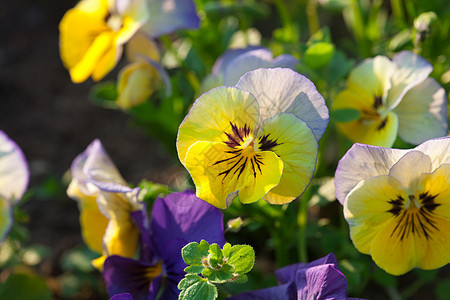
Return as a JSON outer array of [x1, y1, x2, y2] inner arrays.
[[229, 253, 363, 300], [103, 191, 225, 300]]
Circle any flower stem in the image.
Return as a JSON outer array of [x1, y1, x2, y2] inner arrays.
[[297, 187, 312, 262], [306, 0, 320, 36]]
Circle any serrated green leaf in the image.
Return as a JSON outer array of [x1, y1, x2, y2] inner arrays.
[[0, 273, 52, 300], [229, 273, 248, 283], [331, 109, 361, 123], [227, 245, 255, 274], [182, 240, 210, 266], [304, 42, 335, 69], [178, 275, 218, 300], [222, 243, 232, 257], [184, 266, 205, 274]]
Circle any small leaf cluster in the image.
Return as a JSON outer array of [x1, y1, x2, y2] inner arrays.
[[178, 240, 255, 300]]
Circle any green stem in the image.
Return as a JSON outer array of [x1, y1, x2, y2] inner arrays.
[[271, 225, 290, 267], [390, 0, 406, 27], [273, 0, 293, 29], [349, 0, 370, 57], [297, 187, 312, 262], [306, 0, 320, 36]]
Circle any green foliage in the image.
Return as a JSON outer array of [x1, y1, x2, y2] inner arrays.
[[179, 240, 255, 299], [0, 272, 52, 300]]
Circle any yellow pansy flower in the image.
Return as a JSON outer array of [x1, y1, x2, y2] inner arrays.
[[59, 0, 149, 83], [116, 33, 164, 109], [67, 139, 142, 270], [335, 137, 450, 275], [177, 68, 329, 209], [333, 51, 447, 147]]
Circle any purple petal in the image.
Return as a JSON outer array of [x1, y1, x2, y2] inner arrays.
[[131, 208, 156, 263], [0, 131, 29, 203], [110, 294, 134, 300], [148, 273, 181, 300], [103, 255, 161, 300], [296, 264, 348, 300], [227, 283, 294, 300], [141, 0, 200, 37], [275, 253, 339, 284], [150, 191, 225, 260]]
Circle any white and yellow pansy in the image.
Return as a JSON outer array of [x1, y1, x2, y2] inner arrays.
[[177, 68, 328, 209]]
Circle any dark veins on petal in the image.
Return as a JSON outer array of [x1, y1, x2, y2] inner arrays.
[[258, 134, 281, 152], [387, 192, 440, 241], [224, 122, 251, 148]]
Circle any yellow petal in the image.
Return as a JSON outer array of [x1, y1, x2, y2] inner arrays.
[[184, 141, 283, 209], [348, 55, 393, 101], [177, 87, 260, 166], [103, 218, 139, 259], [344, 175, 406, 254], [336, 111, 399, 147], [116, 61, 160, 109], [125, 32, 160, 62], [258, 113, 318, 204], [419, 164, 450, 218]]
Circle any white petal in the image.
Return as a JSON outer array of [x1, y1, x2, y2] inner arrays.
[[0, 131, 29, 203], [394, 77, 448, 144], [236, 68, 329, 141], [388, 150, 432, 191], [414, 137, 450, 171], [387, 51, 433, 109], [223, 49, 298, 86], [335, 143, 407, 204]]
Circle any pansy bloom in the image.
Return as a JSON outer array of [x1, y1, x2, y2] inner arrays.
[[0, 131, 29, 244], [177, 68, 328, 209], [229, 253, 363, 300], [200, 47, 298, 93], [332, 51, 447, 147], [103, 191, 225, 300], [335, 137, 450, 275], [59, 0, 199, 83], [116, 33, 169, 109], [67, 139, 142, 269]]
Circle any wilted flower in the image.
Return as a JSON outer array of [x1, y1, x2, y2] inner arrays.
[[177, 68, 328, 209], [0, 131, 29, 244], [332, 51, 447, 147], [59, 0, 199, 83], [200, 47, 298, 93], [335, 137, 450, 275], [116, 33, 168, 109], [229, 253, 363, 300], [67, 139, 142, 269], [103, 191, 225, 300]]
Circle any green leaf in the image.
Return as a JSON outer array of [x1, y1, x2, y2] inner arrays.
[[226, 245, 255, 274], [328, 50, 355, 83], [178, 274, 218, 300], [184, 266, 205, 274], [436, 279, 450, 300], [304, 42, 335, 69], [202, 264, 234, 283], [0, 273, 52, 300], [89, 81, 118, 108], [208, 244, 223, 268], [229, 273, 248, 283], [182, 240, 210, 267], [331, 109, 361, 123]]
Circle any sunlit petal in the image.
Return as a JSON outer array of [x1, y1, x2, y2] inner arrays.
[[388, 150, 432, 191], [335, 143, 407, 205], [344, 175, 405, 254], [177, 87, 260, 166], [387, 51, 433, 109], [236, 68, 328, 140], [415, 137, 450, 170], [257, 113, 318, 204], [347, 55, 393, 104], [394, 77, 448, 144]]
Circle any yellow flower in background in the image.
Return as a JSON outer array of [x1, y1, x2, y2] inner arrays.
[[59, 0, 149, 83], [67, 139, 142, 270], [177, 68, 328, 209], [116, 33, 163, 109], [335, 137, 450, 275], [333, 51, 447, 147]]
